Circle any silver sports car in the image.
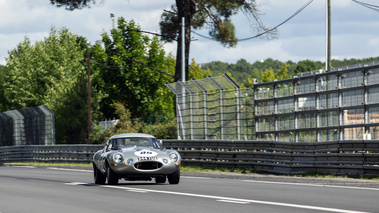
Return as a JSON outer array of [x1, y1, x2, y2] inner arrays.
[[93, 133, 181, 185]]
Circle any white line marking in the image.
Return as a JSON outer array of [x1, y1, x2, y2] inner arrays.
[[65, 182, 87, 185], [182, 176, 213, 180], [67, 182, 371, 213], [47, 167, 92, 173], [127, 189, 149, 193], [242, 180, 379, 191], [7, 166, 36, 169], [217, 200, 250, 204]]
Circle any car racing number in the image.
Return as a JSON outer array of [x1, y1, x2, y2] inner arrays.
[[135, 150, 158, 161]]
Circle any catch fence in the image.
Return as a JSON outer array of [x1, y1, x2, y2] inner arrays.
[[0, 105, 55, 146], [165, 74, 254, 141], [166, 61, 379, 143], [254, 61, 379, 142]]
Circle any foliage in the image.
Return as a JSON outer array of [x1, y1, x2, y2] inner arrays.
[[203, 57, 379, 87], [276, 63, 290, 80], [89, 102, 177, 144], [3, 27, 100, 144], [261, 68, 275, 83], [159, 0, 274, 83], [143, 119, 177, 140], [189, 58, 211, 79], [290, 60, 324, 77], [50, 0, 95, 10], [91, 15, 175, 120]]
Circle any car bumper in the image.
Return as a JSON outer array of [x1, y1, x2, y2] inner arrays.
[[110, 160, 179, 176]]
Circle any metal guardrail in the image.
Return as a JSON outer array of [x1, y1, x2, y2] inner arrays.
[[162, 140, 379, 175], [0, 140, 378, 175], [0, 145, 102, 163]]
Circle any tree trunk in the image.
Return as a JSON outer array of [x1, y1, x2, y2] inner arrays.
[[175, 0, 192, 83]]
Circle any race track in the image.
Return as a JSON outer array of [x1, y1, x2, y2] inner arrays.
[[0, 166, 378, 213]]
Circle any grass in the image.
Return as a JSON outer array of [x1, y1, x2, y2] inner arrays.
[[181, 166, 379, 181], [3, 162, 379, 181], [181, 166, 256, 174]]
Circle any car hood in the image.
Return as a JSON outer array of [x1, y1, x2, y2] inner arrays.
[[120, 146, 164, 155]]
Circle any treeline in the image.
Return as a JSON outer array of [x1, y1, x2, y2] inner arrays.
[[1, 15, 378, 144], [0, 16, 209, 144], [202, 57, 379, 87]]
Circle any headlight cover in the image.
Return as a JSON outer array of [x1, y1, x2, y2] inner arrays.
[[113, 153, 123, 164], [169, 153, 179, 162]]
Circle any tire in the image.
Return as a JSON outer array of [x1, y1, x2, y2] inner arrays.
[[93, 163, 106, 185], [167, 167, 180, 184], [107, 166, 119, 185], [155, 175, 166, 184]]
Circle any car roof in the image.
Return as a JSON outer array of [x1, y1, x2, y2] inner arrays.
[[109, 133, 155, 140]]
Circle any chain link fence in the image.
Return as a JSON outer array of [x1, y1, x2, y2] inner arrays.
[[254, 61, 379, 142], [0, 105, 55, 146], [165, 74, 254, 140], [166, 61, 379, 143]]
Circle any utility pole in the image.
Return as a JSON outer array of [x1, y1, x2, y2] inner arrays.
[[87, 51, 92, 142], [181, 16, 186, 139], [326, 0, 331, 71]]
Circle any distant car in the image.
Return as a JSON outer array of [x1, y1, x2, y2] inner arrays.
[[93, 133, 181, 185]]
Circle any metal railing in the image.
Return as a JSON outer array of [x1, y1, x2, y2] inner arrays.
[[0, 145, 102, 163], [1, 140, 378, 175], [163, 139, 379, 175]]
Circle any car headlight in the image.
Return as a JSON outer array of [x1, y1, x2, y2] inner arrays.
[[127, 158, 134, 165], [169, 153, 179, 162], [113, 153, 123, 164]]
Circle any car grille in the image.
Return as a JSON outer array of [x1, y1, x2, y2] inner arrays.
[[134, 162, 163, 170]]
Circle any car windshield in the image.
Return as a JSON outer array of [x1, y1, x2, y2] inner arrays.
[[110, 137, 161, 150]]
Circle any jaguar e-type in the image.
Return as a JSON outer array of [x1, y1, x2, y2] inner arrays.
[[93, 133, 181, 185]]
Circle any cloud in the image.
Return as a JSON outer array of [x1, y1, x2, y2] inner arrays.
[[1, 0, 379, 66]]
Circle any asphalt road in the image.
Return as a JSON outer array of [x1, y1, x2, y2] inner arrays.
[[0, 166, 378, 213]]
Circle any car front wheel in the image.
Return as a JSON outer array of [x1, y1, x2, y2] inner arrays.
[[107, 166, 119, 185], [167, 168, 180, 184], [93, 163, 106, 185]]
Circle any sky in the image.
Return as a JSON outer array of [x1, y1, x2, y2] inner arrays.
[[1, 0, 379, 66]]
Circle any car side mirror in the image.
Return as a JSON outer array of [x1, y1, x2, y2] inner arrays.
[[159, 140, 164, 151]]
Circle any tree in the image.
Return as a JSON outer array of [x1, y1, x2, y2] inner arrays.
[[261, 68, 275, 83], [4, 27, 97, 144], [50, 0, 95, 10], [291, 60, 323, 76], [276, 63, 290, 80], [160, 1, 275, 83], [189, 58, 211, 80], [91, 16, 175, 119], [49, 0, 274, 84]]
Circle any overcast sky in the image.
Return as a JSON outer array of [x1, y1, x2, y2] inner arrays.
[[1, 0, 379, 66]]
